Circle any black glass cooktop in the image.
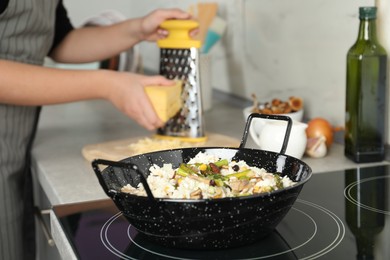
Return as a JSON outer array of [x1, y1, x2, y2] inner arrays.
[[53, 165, 390, 260]]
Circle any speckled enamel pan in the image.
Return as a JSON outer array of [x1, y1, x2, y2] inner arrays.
[[92, 114, 312, 249]]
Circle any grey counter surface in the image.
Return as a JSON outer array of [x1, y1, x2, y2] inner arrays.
[[31, 97, 389, 259]]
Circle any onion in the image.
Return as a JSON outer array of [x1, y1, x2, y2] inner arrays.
[[306, 118, 334, 148]]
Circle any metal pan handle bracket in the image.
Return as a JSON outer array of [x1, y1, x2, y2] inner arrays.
[[239, 113, 292, 155], [34, 207, 55, 247], [92, 159, 156, 201]]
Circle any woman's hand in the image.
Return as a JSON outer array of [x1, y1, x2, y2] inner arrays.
[[106, 71, 175, 130], [50, 8, 197, 64], [0, 60, 174, 131], [139, 8, 193, 42]]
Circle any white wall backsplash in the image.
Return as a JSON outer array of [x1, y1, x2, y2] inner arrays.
[[63, 0, 374, 127], [238, 0, 373, 127]]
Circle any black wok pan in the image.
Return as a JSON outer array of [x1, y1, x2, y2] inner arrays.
[[92, 113, 312, 249]]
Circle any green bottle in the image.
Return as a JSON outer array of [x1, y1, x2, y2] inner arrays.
[[345, 6, 388, 163]]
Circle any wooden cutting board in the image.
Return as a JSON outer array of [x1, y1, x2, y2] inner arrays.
[[82, 132, 240, 162]]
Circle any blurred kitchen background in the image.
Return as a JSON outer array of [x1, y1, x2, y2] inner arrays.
[[55, 0, 390, 139]]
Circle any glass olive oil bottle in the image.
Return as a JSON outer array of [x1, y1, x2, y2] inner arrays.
[[345, 6, 388, 163]]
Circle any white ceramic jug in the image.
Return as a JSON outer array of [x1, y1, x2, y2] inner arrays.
[[250, 119, 308, 159]]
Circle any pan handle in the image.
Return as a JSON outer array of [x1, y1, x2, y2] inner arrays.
[[239, 113, 293, 155], [92, 159, 156, 201]]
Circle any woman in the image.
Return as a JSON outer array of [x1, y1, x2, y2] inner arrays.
[[0, 1, 193, 259]]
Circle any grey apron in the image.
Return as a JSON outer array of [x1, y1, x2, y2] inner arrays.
[[0, 0, 58, 259]]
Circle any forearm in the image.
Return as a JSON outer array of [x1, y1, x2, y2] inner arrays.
[[0, 59, 111, 105], [49, 8, 192, 64], [50, 18, 143, 63]]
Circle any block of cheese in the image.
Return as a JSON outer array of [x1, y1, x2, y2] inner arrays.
[[145, 80, 183, 122]]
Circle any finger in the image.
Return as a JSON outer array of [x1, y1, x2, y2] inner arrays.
[[137, 86, 165, 129], [157, 28, 169, 37], [128, 99, 161, 131], [142, 75, 175, 86], [139, 114, 162, 130], [189, 28, 199, 38], [139, 100, 164, 130], [159, 8, 192, 20]]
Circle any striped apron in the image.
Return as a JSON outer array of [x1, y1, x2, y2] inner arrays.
[[0, 0, 59, 259]]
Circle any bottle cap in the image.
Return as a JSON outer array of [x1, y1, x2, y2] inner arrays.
[[359, 6, 377, 19]]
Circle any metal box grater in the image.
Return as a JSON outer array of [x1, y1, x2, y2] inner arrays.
[[156, 20, 206, 141]]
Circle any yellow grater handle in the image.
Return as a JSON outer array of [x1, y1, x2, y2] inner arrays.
[[157, 20, 201, 49]]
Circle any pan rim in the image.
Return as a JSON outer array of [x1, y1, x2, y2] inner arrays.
[[111, 146, 313, 203]]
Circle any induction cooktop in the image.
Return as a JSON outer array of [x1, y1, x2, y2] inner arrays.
[[53, 165, 390, 260]]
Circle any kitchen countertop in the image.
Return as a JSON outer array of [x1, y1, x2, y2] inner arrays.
[[31, 94, 389, 259]]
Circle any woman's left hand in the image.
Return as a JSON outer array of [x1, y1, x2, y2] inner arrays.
[[140, 8, 194, 42]]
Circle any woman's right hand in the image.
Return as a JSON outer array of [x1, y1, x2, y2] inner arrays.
[[0, 59, 174, 131], [104, 71, 175, 130]]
